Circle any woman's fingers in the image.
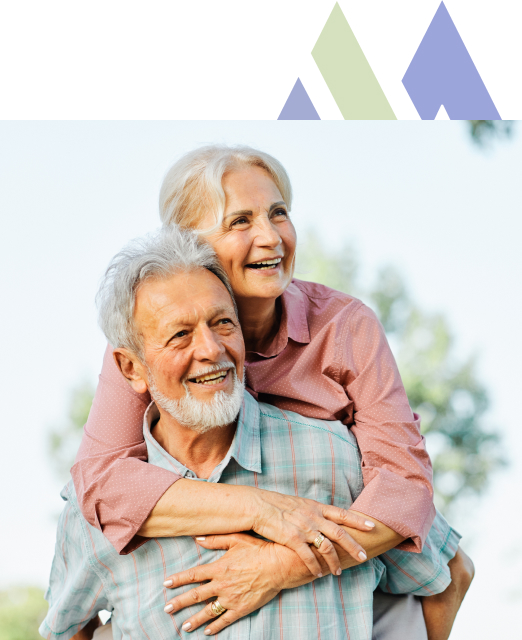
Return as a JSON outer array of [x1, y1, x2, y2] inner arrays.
[[164, 582, 216, 615], [322, 505, 376, 532], [181, 602, 241, 635], [311, 533, 342, 576], [320, 520, 368, 563], [292, 541, 324, 577]]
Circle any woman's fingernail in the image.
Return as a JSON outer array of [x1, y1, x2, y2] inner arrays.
[[336, 568, 342, 576], [182, 622, 192, 631], [163, 579, 173, 587], [164, 604, 174, 613], [195, 537, 206, 541], [204, 629, 212, 636], [317, 573, 323, 578], [358, 551, 367, 561], [365, 521, 375, 528]]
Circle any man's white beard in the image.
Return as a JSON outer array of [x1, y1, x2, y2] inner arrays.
[[147, 362, 244, 434]]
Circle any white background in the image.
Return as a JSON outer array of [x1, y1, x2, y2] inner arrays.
[[0, 121, 520, 637], [0, 0, 520, 119]]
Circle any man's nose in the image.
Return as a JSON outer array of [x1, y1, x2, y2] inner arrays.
[[193, 324, 226, 362], [253, 215, 282, 249]]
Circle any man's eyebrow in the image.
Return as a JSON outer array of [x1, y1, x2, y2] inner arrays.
[[224, 201, 287, 220]]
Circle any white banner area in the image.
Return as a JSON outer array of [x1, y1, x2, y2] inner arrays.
[[0, 0, 519, 119]]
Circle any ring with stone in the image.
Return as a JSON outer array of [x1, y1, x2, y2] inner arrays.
[[312, 533, 325, 549], [210, 600, 227, 616]]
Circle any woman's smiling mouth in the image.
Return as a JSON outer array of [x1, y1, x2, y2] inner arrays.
[[246, 258, 282, 270]]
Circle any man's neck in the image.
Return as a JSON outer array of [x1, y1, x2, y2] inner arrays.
[[152, 410, 237, 479]]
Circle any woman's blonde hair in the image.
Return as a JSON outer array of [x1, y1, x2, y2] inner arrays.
[[159, 144, 293, 233]]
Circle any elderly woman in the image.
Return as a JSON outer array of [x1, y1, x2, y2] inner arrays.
[[73, 145, 473, 640]]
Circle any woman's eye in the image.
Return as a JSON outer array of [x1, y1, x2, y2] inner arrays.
[[230, 217, 249, 227], [272, 209, 288, 219], [173, 330, 188, 339]]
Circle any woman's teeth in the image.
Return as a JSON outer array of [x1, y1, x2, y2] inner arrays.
[[192, 372, 227, 385], [247, 258, 282, 270]]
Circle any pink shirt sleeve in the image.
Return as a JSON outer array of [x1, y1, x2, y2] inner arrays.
[[71, 345, 181, 554], [343, 304, 435, 552]]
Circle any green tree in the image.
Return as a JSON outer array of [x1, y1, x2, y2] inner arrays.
[[296, 232, 505, 514], [468, 120, 514, 146], [0, 587, 48, 640], [48, 379, 95, 481]]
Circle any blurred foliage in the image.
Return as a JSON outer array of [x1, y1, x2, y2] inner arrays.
[[48, 379, 95, 481], [0, 586, 48, 640], [296, 232, 505, 513], [468, 120, 514, 146]]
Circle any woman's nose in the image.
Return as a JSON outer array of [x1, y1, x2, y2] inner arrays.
[[253, 216, 282, 249]]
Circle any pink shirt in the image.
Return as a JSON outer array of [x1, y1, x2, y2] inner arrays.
[[72, 279, 435, 554]]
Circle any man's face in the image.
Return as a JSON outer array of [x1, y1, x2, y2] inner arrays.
[[133, 268, 245, 426]]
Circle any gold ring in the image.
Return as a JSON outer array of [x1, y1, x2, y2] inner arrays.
[[313, 533, 325, 549], [210, 600, 226, 616]]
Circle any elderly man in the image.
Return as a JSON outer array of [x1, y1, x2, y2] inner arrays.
[[41, 227, 465, 640]]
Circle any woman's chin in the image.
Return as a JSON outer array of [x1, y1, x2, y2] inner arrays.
[[239, 279, 289, 301]]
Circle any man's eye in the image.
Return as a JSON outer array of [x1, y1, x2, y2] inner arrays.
[[218, 318, 233, 325], [173, 330, 188, 338]]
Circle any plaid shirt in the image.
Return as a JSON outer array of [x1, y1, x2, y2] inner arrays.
[[41, 392, 460, 640]]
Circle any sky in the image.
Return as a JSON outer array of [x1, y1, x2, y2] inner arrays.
[[0, 121, 520, 638]]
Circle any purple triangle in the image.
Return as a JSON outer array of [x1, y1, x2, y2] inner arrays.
[[403, 2, 500, 120], [278, 78, 320, 120]]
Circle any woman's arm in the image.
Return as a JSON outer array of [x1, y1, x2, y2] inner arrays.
[[139, 479, 376, 576], [342, 304, 436, 551], [71, 344, 180, 553]]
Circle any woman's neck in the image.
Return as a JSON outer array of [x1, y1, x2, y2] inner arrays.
[[237, 297, 280, 353]]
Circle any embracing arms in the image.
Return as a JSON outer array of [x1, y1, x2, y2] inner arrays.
[[161, 513, 404, 636], [138, 479, 386, 576]]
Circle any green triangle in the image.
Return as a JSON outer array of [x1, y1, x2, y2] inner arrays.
[[312, 3, 396, 120]]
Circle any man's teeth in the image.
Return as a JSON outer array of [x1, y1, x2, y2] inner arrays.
[[249, 258, 281, 269], [192, 372, 227, 384]]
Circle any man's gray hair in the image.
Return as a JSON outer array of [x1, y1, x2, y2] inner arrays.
[[96, 226, 236, 356]]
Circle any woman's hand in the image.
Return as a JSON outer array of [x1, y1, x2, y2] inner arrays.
[[163, 534, 291, 635], [250, 489, 372, 576]]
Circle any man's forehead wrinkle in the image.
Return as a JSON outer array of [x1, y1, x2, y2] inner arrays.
[[160, 302, 236, 332]]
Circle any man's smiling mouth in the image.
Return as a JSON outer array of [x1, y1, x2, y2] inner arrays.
[[246, 258, 282, 270], [188, 370, 229, 385]]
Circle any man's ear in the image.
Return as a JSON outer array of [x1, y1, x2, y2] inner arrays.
[[113, 348, 149, 394]]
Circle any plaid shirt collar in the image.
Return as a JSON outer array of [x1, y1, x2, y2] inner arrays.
[[143, 390, 262, 482]]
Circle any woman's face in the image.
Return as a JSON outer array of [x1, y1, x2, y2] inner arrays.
[[198, 165, 297, 303]]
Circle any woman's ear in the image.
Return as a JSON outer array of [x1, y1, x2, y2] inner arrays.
[[113, 348, 149, 394]]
